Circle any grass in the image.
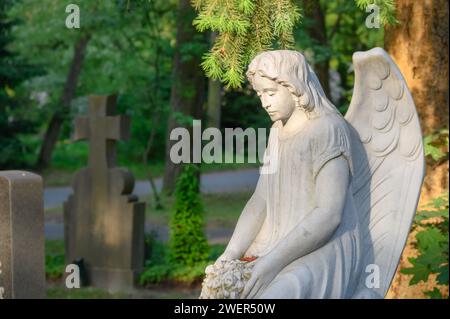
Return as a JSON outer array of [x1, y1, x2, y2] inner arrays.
[[46, 287, 126, 299], [46, 286, 201, 299], [46, 240, 65, 279], [44, 238, 225, 299], [146, 191, 251, 227]]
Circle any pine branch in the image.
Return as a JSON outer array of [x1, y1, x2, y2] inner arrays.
[[355, 0, 398, 25], [191, 0, 301, 89]]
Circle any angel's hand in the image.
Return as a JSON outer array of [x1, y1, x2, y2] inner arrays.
[[240, 255, 280, 299], [215, 249, 240, 266]]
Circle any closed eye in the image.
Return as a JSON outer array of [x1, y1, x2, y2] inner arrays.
[[264, 89, 276, 96]]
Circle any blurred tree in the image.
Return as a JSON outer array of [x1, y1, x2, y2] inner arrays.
[[162, 0, 208, 193], [78, 0, 176, 168], [0, 0, 42, 169], [384, 0, 449, 199], [118, 0, 177, 208], [7, 1, 102, 170], [36, 33, 91, 170], [206, 32, 222, 128], [295, 0, 384, 110], [8, 0, 176, 175], [301, 0, 330, 97]]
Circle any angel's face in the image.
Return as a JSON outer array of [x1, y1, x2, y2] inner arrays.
[[252, 73, 296, 123]]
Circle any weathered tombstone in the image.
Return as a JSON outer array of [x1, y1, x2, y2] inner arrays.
[[64, 95, 146, 292], [0, 171, 45, 299]]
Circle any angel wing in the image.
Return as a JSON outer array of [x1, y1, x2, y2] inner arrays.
[[344, 47, 425, 298]]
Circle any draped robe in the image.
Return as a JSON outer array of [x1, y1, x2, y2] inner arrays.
[[245, 112, 364, 298]]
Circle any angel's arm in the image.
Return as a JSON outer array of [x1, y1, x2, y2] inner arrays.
[[267, 155, 349, 269], [220, 180, 267, 260]]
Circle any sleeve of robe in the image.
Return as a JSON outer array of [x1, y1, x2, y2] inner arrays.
[[309, 115, 354, 180]]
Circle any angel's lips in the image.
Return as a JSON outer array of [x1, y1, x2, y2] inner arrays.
[[239, 256, 258, 262]]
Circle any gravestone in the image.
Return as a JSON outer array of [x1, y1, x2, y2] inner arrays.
[[64, 95, 146, 292], [0, 171, 45, 299]]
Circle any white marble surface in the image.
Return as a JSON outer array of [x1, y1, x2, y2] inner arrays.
[[201, 48, 424, 299]]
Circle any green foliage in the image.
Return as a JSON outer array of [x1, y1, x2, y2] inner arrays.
[[401, 193, 449, 298], [6, 0, 176, 168], [355, 0, 398, 25], [140, 235, 225, 285], [46, 254, 66, 279], [294, 0, 385, 111], [424, 287, 446, 299], [0, 0, 43, 169], [168, 164, 210, 266], [192, 0, 301, 89], [193, 0, 397, 89], [401, 130, 449, 299], [45, 240, 65, 279], [221, 85, 271, 133], [424, 129, 449, 162], [3, 0, 401, 172], [140, 260, 210, 285]]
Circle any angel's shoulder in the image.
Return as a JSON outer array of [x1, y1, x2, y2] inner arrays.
[[307, 112, 350, 140]]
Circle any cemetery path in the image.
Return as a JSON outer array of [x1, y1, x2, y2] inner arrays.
[[44, 168, 258, 241]]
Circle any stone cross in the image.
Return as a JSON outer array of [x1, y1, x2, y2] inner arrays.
[[64, 95, 145, 292], [0, 171, 45, 299], [73, 95, 130, 172]]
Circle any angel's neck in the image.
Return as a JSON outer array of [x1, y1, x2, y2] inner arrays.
[[280, 108, 309, 135]]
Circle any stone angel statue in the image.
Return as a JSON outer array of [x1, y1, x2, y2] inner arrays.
[[200, 48, 425, 299]]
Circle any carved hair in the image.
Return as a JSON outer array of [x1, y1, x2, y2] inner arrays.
[[246, 50, 339, 118]]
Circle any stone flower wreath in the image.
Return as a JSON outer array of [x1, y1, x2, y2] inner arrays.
[[199, 257, 257, 299]]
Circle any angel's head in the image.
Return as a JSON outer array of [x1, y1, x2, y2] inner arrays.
[[246, 50, 338, 122]]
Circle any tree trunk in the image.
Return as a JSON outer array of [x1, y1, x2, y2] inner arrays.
[[302, 0, 330, 98], [207, 78, 221, 127], [384, 0, 449, 299], [36, 34, 91, 170], [162, 0, 206, 193], [385, 0, 449, 201], [207, 32, 222, 128]]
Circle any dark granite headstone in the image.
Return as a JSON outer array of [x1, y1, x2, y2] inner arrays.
[[0, 171, 45, 299], [64, 95, 146, 292]]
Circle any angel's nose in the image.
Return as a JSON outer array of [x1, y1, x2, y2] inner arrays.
[[260, 95, 272, 110], [263, 103, 271, 110]]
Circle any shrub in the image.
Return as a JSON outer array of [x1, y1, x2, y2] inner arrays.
[[401, 129, 449, 298], [401, 193, 449, 298], [139, 240, 226, 286], [168, 164, 209, 266]]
